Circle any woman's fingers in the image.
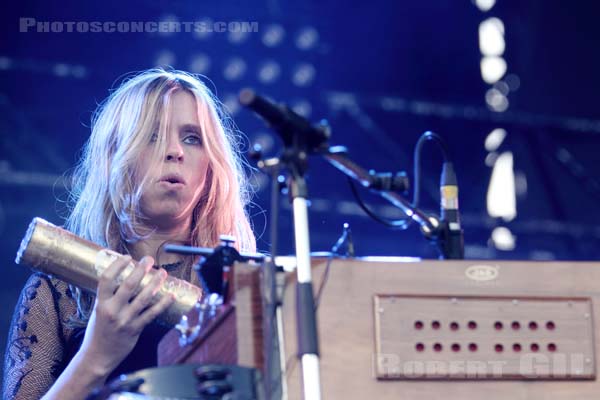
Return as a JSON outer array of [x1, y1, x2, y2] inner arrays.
[[97, 255, 132, 300], [96, 255, 172, 333], [81, 254, 173, 375], [131, 291, 175, 332], [123, 267, 168, 320], [112, 256, 154, 304]]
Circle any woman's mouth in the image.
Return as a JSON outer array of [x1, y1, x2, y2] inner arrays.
[[158, 173, 186, 187]]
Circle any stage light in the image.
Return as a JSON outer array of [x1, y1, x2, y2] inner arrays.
[[556, 147, 572, 164], [505, 74, 521, 91], [494, 80, 509, 95], [71, 65, 88, 79], [291, 63, 316, 87], [485, 88, 509, 112], [221, 93, 241, 116], [53, 63, 70, 77], [337, 200, 364, 216], [487, 151, 516, 221], [228, 25, 250, 44], [157, 14, 179, 37], [154, 50, 176, 68], [481, 56, 507, 84], [290, 99, 312, 118], [380, 97, 407, 111], [223, 57, 247, 81], [189, 53, 211, 74], [515, 171, 528, 196], [491, 226, 516, 251], [327, 91, 358, 111], [252, 132, 276, 153], [485, 152, 498, 167], [484, 128, 507, 151], [309, 198, 332, 212], [479, 18, 505, 56], [193, 17, 214, 40], [0, 56, 12, 70], [249, 172, 269, 192], [473, 0, 496, 13], [262, 24, 285, 47], [257, 60, 281, 84], [295, 26, 319, 50]]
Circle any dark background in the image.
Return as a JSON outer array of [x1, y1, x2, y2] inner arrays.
[[1, 0, 600, 384]]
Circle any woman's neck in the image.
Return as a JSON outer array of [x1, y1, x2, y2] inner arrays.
[[127, 219, 192, 265]]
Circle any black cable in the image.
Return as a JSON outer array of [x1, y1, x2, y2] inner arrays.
[[314, 253, 335, 311], [347, 178, 411, 229], [344, 131, 450, 229], [412, 131, 450, 208], [342, 131, 453, 236], [263, 167, 283, 399], [314, 223, 354, 310], [269, 172, 281, 260]]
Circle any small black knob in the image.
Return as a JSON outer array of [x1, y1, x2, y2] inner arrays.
[[195, 365, 230, 382], [197, 380, 233, 396]]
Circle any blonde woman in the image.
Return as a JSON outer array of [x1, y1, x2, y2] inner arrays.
[[3, 69, 256, 400]]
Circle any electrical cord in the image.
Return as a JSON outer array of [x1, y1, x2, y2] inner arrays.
[[412, 131, 449, 208], [315, 224, 354, 310], [348, 177, 411, 229], [347, 131, 450, 228]]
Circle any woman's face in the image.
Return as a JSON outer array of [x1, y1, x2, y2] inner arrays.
[[137, 89, 210, 230]]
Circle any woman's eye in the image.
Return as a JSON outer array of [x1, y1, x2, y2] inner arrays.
[[183, 133, 202, 145]]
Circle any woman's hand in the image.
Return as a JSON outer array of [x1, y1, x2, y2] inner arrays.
[[78, 255, 175, 376], [41, 256, 176, 400]]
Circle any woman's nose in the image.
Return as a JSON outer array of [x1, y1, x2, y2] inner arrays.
[[165, 136, 184, 162]]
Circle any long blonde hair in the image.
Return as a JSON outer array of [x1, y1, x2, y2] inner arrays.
[[65, 68, 256, 323]]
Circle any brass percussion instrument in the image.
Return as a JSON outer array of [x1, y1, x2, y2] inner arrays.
[[15, 217, 202, 326]]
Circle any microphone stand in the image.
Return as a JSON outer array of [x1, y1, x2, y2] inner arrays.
[[253, 155, 325, 400], [288, 164, 322, 400], [323, 146, 463, 259], [240, 89, 463, 399], [240, 90, 327, 400], [266, 147, 324, 400]]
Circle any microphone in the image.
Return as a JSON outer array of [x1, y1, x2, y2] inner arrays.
[[439, 162, 464, 259], [239, 89, 330, 151]]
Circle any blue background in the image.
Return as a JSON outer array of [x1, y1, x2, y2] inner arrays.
[[1, 0, 600, 384]]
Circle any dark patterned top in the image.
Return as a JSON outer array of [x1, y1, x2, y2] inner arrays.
[[3, 262, 192, 400]]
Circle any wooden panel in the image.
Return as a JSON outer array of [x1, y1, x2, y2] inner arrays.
[[157, 262, 264, 369], [373, 295, 595, 379], [281, 259, 600, 400], [234, 260, 264, 369], [158, 259, 600, 399], [157, 304, 237, 366]]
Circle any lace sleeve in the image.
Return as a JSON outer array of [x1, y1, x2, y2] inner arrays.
[[3, 273, 79, 400]]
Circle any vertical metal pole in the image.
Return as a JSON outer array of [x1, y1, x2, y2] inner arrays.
[[292, 194, 321, 400]]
